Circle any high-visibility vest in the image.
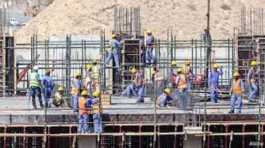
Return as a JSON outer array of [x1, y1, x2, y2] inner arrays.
[[29, 72, 40, 87], [232, 79, 243, 95], [92, 103, 102, 113], [92, 66, 99, 80], [79, 97, 90, 115], [177, 74, 187, 89]]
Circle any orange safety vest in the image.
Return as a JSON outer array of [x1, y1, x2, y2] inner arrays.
[[177, 74, 187, 89], [232, 79, 243, 95], [79, 97, 91, 115]]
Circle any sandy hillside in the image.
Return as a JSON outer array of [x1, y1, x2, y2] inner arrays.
[[14, 0, 265, 43]]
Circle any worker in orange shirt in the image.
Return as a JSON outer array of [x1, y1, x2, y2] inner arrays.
[[229, 72, 245, 114], [78, 90, 90, 133]]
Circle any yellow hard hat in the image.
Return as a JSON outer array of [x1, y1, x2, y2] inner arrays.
[[185, 59, 191, 65], [177, 68, 182, 73], [250, 60, 257, 66], [93, 90, 101, 97], [147, 30, 152, 34], [171, 60, 177, 66], [58, 86, 64, 91], [129, 66, 137, 74], [81, 90, 88, 96], [112, 34, 116, 38], [164, 88, 171, 94], [85, 64, 93, 70], [75, 72, 81, 77], [233, 72, 240, 77], [213, 64, 219, 68]]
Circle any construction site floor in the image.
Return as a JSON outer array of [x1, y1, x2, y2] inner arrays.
[[0, 96, 264, 125]]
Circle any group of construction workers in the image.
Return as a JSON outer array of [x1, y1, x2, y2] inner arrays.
[[70, 61, 103, 133], [29, 66, 65, 109], [29, 61, 103, 133]]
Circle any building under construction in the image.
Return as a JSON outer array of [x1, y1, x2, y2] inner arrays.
[[0, 6, 265, 148]]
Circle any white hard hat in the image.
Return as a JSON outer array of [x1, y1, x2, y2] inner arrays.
[[33, 66, 39, 71]]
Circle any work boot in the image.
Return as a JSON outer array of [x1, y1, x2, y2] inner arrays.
[[228, 110, 234, 114]]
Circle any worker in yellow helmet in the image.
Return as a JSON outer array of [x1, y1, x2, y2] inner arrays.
[[247, 60, 258, 102], [105, 33, 121, 69], [175, 68, 189, 110], [183, 59, 194, 92], [53, 86, 66, 107], [158, 88, 173, 107], [145, 30, 155, 64], [91, 90, 103, 133], [71, 71, 82, 112], [229, 72, 244, 113], [208, 63, 223, 103], [78, 90, 92, 133]]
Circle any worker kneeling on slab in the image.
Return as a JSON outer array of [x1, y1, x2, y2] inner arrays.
[[158, 88, 173, 107], [53, 86, 66, 107], [229, 72, 245, 114]]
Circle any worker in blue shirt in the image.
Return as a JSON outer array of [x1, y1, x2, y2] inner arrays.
[[105, 34, 121, 69], [158, 88, 173, 107], [208, 64, 223, 103], [247, 60, 258, 102], [42, 70, 55, 108], [145, 30, 155, 64]]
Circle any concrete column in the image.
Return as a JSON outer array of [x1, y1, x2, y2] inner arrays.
[[183, 135, 202, 148]]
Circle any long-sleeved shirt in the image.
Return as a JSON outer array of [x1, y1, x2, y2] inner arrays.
[[208, 69, 223, 88], [42, 75, 54, 90], [247, 67, 257, 83], [111, 39, 121, 50], [145, 35, 154, 46]]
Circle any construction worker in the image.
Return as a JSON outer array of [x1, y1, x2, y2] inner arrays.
[[29, 66, 43, 109], [92, 90, 103, 133], [229, 72, 245, 114], [78, 90, 90, 133], [183, 60, 194, 91], [53, 86, 66, 107], [91, 60, 100, 92], [145, 30, 155, 64], [247, 60, 258, 102], [158, 88, 173, 107], [170, 60, 178, 87], [122, 67, 138, 97], [122, 67, 145, 103], [42, 70, 55, 108], [208, 64, 223, 103], [105, 34, 121, 69], [84, 63, 93, 96], [175, 68, 189, 110], [71, 72, 82, 112]]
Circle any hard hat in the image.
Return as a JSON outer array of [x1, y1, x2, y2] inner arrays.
[[58, 86, 64, 91], [250, 60, 257, 66], [147, 30, 152, 34], [33, 65, 39, 71], [171, 60, 177, 66], [164, 88, 171, 94], [177, 68, 182, 73], [93, 90, 100, 98], [85, 64, 93, 70], [233, 72, 240, 77], [185, 59, 191, 65], [75, 72, 81, 77], [81, 90, 88, 96], [112, 34, 116, 38], [129, 66, 137, 74], [213, 64, 219, 68]]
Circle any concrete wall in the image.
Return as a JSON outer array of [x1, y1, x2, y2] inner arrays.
[[78, 136, 97, 148]]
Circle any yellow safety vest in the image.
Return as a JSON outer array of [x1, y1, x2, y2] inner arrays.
[[29, 72, 40, 87]]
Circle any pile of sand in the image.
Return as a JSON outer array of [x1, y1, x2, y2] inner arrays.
[[14, 0, 265, 43]]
